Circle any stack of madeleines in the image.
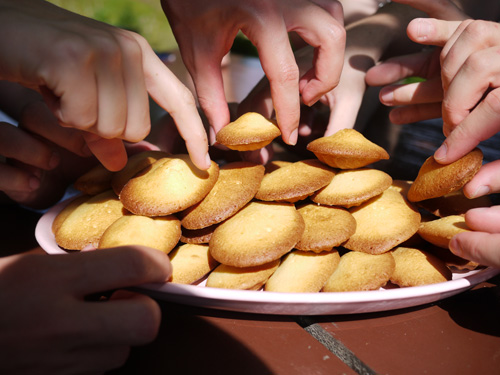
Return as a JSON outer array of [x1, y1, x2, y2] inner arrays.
[[53, 113, 490, 293]]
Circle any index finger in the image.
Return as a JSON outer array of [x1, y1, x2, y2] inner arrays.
[[141, 45, 210, 170], [286, 5, 346, 106], [406, 18, 462, 46], [434, 88, 500, 164], [246, 21, 301, 145]]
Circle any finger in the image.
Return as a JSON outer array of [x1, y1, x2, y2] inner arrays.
[[434, 89, 500, 164], [388, 103, 442, 124], [184, 42, 232, 142], [90, 37, 128, 140], [310, 0, 344, 24], [66, 246, 172, 296], [440, 19, 479, 91], [19, 101, 91, 157], [142, 44, 210, 170], [406, 18, 463, 46], [450, 231, 500, 268], [0, 163, 40, 194], [464, 206, 500, 233], [324, 91, 362, 136], [285, 5, 346, 106], [240, 145, 273, 165], [247, 21, 300, 145], [82, 290, 161, 346], [463, 160, 500, 198], [0, 122, 59, 170], [365, 50, 437, 87], [442, 48, 500, 128], [379, 77, 443, 106], [41, 37, 98, 130], [83, 133, 127, 172], [117, 32, 151, 142]]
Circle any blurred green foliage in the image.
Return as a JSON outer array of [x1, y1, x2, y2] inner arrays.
[[47, 0, 178, 51]]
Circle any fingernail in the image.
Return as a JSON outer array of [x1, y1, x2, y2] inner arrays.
[[29, 176, 40, 190], [379, 89, 394, 104], [416, 19, 433, 41], [471, 185, 490, 198], [205, 153, 212, 168], [434, 143, 448, 161], [209, 126, 217, 146], [48, 152, 60, 169], [287, 129, 298, 146]]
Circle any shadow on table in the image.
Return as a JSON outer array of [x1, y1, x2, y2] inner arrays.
[[107, 301, 281, 375], [438, 276, 500, 337]]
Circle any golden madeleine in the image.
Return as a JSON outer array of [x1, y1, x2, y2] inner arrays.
[[98, 215, 181, 254], [312, 168, 392, 208], [390, 247, 452, 287], [216, 112, 281, 151], [206, 260, 280, 290], [407, 148, 483, 202], [119, 154, 219, 217], [74, 164, 114, 196], [295, 203, 356, 252], [209, 201, 305, 267], [265, 250, 340, 293], [344, 188, 421, 254], [180, 161, 265, 230], [307, 129, 389, 169], [54, 190, 127, 250], [418, 215, 470, 249], [169, 243, 219, 284], [323, 251, 395, 292], [111, 150, 170, 195], [255, 159, 335, 203]]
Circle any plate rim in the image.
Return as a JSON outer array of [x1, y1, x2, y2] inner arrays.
[[36, 196, 500, 315]]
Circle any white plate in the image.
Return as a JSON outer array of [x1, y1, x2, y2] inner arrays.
[[36, 198, 500, 315]]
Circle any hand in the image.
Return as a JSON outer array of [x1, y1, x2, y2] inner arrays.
[[365, 48, 444, 124], [0, 0, 209, 171], [0, 99, 92, 208], [1, 100, 159, 208], [365, 1, 468, 125], [450, 206, 500, 268], [0, 246, 171, 374], [161, 0, 345, 146]]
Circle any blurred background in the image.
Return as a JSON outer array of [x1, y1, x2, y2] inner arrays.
[[48, 0, 178, 52], [47, 0, 258, 56]]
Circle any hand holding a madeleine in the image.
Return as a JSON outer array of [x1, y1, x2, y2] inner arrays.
[[365, 12, 500, 268], [161, 0, 346, 147]]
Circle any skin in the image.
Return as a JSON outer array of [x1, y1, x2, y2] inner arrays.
[[238, 1, 427, 162], [365, 1, 500, 268], [0, 83, 158, 209], [0, 246, 172, 374], [161, 0, 346, 147], [0, 0, 210, 171]]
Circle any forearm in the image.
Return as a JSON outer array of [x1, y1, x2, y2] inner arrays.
[[343, 2, 425, 72]]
